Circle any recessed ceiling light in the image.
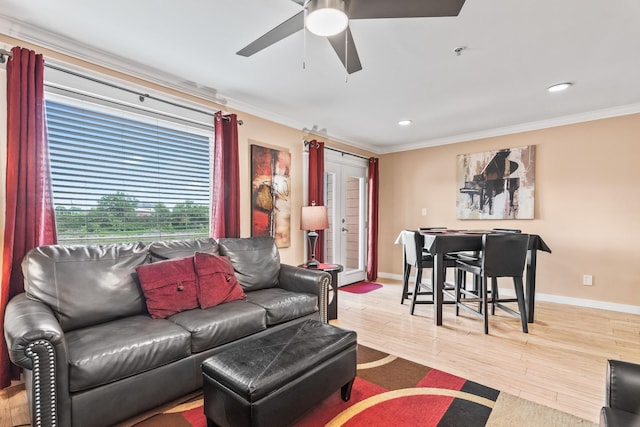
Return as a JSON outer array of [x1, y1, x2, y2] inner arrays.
[[398, 119, 412, 126], [547, 82, 573, 93]]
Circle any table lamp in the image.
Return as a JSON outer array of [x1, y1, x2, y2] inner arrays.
[[300, 203, 329, 268]]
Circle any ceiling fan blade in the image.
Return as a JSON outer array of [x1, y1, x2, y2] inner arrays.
[[348, 0, 466, 19], [237, 11, 305, 57], [327, 27, 363, 74]]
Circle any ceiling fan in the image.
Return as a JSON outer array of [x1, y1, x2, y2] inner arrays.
[[236, 0, 467, 74]]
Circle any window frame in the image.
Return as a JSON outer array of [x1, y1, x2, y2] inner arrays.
[[44, 70, 216, 245]]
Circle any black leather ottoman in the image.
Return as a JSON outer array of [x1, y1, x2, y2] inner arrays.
[[202, 319, 357, 427]]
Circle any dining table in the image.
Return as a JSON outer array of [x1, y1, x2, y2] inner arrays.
[[399, 229, 551, 326]]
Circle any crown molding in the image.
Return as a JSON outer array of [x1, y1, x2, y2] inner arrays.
[[379, 103, 640, 154]]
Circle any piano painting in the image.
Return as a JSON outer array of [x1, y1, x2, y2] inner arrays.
[[456, 146, 535, 219]]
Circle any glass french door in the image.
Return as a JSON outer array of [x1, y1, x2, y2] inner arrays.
[[324, 152, 368, 286]]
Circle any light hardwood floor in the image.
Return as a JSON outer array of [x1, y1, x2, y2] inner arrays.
[[2, 278, 639, 426], [334, 279, 640, 424]]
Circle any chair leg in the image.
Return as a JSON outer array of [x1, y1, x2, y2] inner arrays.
[[491, 277, 498, 315], [401, 264, 412, 304], [459, 270, 466, 296], [482, 275, 489, 334], [474, 274, 482, 312], [410, 267, 423, 315], [455, 268, 461, 316], [513, 277, 529, 333]]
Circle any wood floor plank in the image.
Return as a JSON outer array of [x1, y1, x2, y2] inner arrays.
[[0, 390, 11, 427], [1, 383, 28, 427]]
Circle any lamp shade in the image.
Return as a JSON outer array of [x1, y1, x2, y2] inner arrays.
[[300, 205, 329, 231]]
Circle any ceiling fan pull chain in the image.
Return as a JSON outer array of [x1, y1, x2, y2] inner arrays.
[[303, 5, 308, 70]]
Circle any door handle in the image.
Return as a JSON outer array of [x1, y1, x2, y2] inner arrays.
[[341, 227, 349, 232]]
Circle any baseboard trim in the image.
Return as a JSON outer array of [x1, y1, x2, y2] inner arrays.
[[377, 272, 640, 315]]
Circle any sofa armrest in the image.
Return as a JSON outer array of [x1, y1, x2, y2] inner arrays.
[[4, 292, 70, 427], [605, 359, 640, 414], [278, 264, 331, 323]]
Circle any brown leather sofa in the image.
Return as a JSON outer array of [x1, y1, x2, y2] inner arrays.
[[3, 236, 330, 427], [600, 359, 640, 426]]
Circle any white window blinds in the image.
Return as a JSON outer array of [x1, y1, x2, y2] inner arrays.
[[46, 98, 213, 244]]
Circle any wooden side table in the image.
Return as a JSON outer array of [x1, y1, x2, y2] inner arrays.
[[299, 263, 343, 320]]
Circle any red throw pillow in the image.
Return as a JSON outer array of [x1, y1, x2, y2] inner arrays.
[[194, 252, 246, 309], [136, 256, 199, 319]]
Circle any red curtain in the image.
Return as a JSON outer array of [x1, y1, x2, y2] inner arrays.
[[307, 140, 325, 262], [1, 46, 58, 389], [211, 111, 240, 238], [367, 157, 379, 281]]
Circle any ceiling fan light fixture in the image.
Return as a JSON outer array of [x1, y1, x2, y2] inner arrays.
[[306, 0, 348, 37]]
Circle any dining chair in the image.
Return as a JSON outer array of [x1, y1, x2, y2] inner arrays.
[[401, 229, 443, 303], [400, 230, 416, 303], [400, 230, 457, 315], [454, 233, 530, 334]]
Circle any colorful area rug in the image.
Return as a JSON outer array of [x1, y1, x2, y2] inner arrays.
[[131, 346, 596, 427], [339, 282, 383, 294]]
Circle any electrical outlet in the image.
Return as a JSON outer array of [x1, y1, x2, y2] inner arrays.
[[583, 275, 593, 286], [421, 208, 427, 216]]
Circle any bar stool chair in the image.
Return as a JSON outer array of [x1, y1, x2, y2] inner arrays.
[[454, 233, 530, 334], [400, 229, 453, 304], [400, 230, 417, 304], [401, 230, 457, 315], [489, 229, 531, 312], [400, 230, 433, 304]]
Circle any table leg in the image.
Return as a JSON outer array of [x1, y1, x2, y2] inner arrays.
[[433, 252, 445, 325], [525, 249, 537, 323]]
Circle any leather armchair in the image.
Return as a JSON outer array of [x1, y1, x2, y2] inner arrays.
[[600, 359, 640, 426]]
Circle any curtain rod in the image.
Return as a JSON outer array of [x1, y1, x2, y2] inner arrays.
[[0, 49, 242, 125], [0, 48, 12, 63], [303, 139, 370, 160]]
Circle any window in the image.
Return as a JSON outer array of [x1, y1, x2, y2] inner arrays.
[[45, 97, 213, 245]]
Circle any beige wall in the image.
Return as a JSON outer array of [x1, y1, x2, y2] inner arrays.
[[379, 114, 640, 308]]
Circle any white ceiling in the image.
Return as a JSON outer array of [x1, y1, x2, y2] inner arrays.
[[1, 0, 639, 153]]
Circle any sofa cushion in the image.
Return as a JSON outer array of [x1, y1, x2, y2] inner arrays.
[[22, 243, 148, 331], [217, 237, 280, 291], [148, 238, 219, 262], [245, 288, 318, 326], [136, 256, 199, 318], [194, 252, 246, 309], [168, 300, 267, 353], [65, 315, 191, 393]]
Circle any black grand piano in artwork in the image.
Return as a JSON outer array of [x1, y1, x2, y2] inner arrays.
[[459, 149, 520, 216]]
